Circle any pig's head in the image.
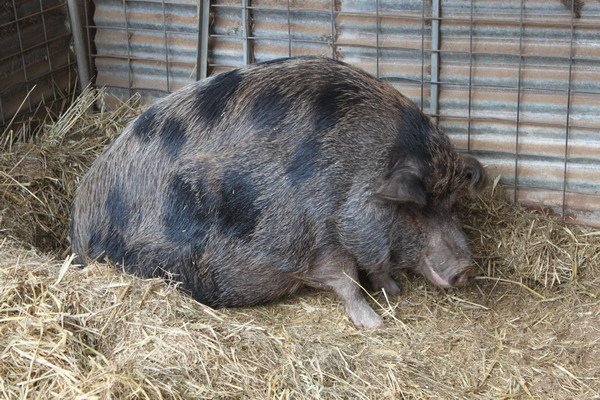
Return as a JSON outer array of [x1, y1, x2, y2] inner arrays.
[[375, 152, 486, 289]]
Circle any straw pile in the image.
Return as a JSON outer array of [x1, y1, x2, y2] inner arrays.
[[0, 89, 140, 253], [1, 90, 599, 399], [459, 182, 600, 288]]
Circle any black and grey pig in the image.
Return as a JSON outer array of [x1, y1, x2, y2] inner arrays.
[[70, 57, 486, 328]]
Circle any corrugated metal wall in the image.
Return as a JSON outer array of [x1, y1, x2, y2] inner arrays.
[[0, 0, 76, 127], [439, 0, 600, 227], [88, 0, 600, 227]]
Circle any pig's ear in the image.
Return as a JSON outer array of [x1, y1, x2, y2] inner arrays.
[[461, 154, 487, 192], [373, 168, 427, 207]]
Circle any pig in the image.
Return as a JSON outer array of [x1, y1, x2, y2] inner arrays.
[[70, 56, 486, 329]]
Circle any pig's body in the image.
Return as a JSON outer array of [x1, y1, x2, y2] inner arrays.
[[71, 57, 485, 328]]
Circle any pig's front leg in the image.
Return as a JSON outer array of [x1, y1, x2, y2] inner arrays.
[[305, 249, 383, 329], [368, 263, 402, 296]]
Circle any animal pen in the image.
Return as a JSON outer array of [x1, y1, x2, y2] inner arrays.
[[1, 1, 600, 399]]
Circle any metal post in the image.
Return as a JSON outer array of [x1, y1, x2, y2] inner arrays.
[[561, 1, 576, 219], [430, 0, 440, 124], [287, 0, 291, 57], [419, 0, 425, 111], [242, 0, 252, 65], [513, 0, 525, 203], [330, 0, 336, 59], [375, 0, 380, 78], [197, 0, 210, 80], [83, 0, 94, 83], [161, 0, 170, 92], [122, 0, 132, 97], [466, 0, 474, 152], [67, 0, 91, 90]]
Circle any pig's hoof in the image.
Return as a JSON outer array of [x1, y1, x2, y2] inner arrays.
[[348, 307, 384, 329], [380, 279, 402, 296], [372, 278, 402, 297]]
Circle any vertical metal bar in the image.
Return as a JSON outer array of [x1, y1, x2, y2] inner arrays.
[[561, 1, 576, 218], [330, 0, 336, 59], [0, 97, 5, 125], [11, 0, 33, 112], [420, 0, 425, 111], [466, 0, 474, 152], [376, 0, 380, 78], [121, 0, 132, 97], [67, 0, 91, 90], [242, 0, 252, 65], [161, 0, 170, 92], [430, 0, 441, 125], [83, 0, 94, 83], [67, 35, 74, 97], [39, 0, 57, 101], [513, 0, 525, 203], [287, 0, 291, 57], [197, 0, 210, 80]]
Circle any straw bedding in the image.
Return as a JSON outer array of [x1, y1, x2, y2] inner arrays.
[[1, 90, 599, 399]]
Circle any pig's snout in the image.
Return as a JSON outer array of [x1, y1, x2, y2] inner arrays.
[[449, 265, 479, 287], [417, 221, 480, 289], [419, 257, 479, 289]]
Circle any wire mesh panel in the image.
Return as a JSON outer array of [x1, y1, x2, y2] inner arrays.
[[0, 0, 76, 128], [90, 0, 432, 109], [207, 0, 432, 109], [86, 0, 600, 227], [437, 0, 600, 226]]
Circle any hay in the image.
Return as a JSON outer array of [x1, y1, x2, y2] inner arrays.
[[0, 89, 140, 253], [1, 239, 599, 399], [459, 182, 600, 288], [1, 90, 599, 399]]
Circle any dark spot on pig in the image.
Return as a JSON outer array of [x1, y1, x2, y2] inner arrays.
[[195, 69, 243, 127], [85, 188, 131, 264], [163, 174, 212, 253], [250, 87, 291, 134], [132, 106, 158, 142], [161, 118, 187, 158], [87, 223, 128, 266], [286, 136, 320, 183], [106, 186, 129, 230], [218, 170, 262, 239], [104, 227, 127, 262], [313, 82, 362, 134]]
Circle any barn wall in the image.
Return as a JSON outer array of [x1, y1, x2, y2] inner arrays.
[[89, 0, 600, 227]]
